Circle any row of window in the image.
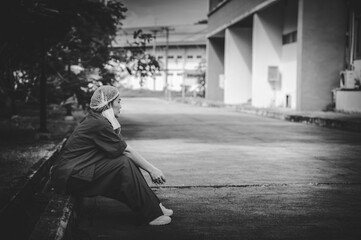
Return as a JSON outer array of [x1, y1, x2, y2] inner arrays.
[[154, 72, 202, 77], [157, 55, 203, 60], [154, 72, 183, 76], [282, 31, 297, 45]]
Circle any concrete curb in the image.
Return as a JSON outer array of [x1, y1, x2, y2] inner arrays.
[[28, 138, 77, 240], [173, 97, 361, 132], [29, 194, 75, 240], [0, 138, 73, 240]]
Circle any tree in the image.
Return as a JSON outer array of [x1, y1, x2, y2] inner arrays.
[[47, 0, 126, 111], [116, 29, 161, 88], [134, 54, 160, 87], [0, 0, 70, 117], [0, 0, 127, 132]]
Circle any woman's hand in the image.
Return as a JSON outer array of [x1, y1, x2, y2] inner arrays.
[[149, 167, 166, 184], [124, 145, 167, 184]]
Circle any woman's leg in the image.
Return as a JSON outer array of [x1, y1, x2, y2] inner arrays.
[[67, 156, 163, 224]]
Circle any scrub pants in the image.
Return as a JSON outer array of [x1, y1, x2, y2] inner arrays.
[[66, 155, 163, 224]]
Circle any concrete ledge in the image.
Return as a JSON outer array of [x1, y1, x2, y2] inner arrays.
[[174, 97, 361, 132], [335, 90, 361, 113], [29, 193, 75, 240], [0, 138, 70, 240]]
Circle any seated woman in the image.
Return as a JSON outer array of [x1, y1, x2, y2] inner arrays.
[[50, 85, 172, 226]]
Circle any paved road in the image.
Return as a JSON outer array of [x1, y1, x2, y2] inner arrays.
[[79, 98, 361, 240]]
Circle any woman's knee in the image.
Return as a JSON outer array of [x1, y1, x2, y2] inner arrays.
[[120, 155, 133, 166], [110, 156, 135, 175]]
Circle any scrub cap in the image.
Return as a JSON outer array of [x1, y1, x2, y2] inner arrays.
[[89, 86, 120, 110]]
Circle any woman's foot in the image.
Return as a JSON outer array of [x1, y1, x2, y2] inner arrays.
[[160, 203, 173, 216], [149, 215, 171, 226]]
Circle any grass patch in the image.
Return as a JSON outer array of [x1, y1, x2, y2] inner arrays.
[[0, 142, 57, 207], [0, 105, 85, 209]]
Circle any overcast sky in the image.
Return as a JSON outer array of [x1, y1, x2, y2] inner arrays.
[[121, 0, 209, 28]]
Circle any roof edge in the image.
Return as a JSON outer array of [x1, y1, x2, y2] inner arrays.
[[206, 0, 280, 38]]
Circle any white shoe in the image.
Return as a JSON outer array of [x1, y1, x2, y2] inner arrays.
[[160, 203, 173, 217], [149, 215, 171, 226]]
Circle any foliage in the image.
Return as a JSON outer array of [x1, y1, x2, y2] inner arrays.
[[0, 0, 127, 117], [118, 29, 161, 87], [132, 29, 154, 52], [132, 54, 160, 87]]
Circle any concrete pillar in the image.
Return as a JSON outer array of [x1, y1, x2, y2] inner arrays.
[[206, 37, 225, 101], [297, 0, 346, 111], [252, 4, 283, 108], [224, 27, 252, 104], [280, 0, 299, 109]]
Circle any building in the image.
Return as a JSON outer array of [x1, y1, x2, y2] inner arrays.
[[112, 24, 207, 93], [206, 0, 361, 112]]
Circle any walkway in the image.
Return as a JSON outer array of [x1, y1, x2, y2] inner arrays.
[[77, 97, 361, 240]]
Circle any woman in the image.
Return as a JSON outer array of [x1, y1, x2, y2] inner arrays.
[[50, 85, 172, 226]]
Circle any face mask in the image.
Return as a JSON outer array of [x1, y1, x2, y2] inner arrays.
[[102, 107, 121, 130]]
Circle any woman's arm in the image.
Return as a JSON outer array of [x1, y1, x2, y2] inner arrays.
[[124, 145, 166, 184]]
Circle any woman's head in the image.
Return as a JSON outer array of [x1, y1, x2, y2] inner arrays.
[[89, 86, 120, 114]]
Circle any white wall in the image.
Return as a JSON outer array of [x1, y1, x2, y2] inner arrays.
[[280, 43, 297, 108], [252, 5, 283, 108], [135, 45, 207, 91], [224, 27, 252, 104], [155, 74, 165, 91], [353, 60, 361, 81], [278, 0, 298, 108], [335, 90, 361, 113], [206, 38, 225, 101]]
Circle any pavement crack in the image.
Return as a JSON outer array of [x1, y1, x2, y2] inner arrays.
[[151, 182, 361, 189]]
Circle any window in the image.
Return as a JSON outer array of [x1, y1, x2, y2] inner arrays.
[[168, 55, 174, 59], [187, 55, 193, 59], [282, 31, 297, 45], [186, 73, 202, 78], [158, 56, 163, 59], [196, 55, 202, 59], [177, 56, 182, 59]]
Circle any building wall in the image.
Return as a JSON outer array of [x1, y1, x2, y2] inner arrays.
[[335, 90, 361, 113], [135, 45, 206, 91], [252, 3, 283, 108], [161, 47, 205, 91], [206, 38, 225, 101], [279, 0, 298, 108], [208, 0, 271, 35], [224, 27, 252, 104], [209, 0, 225, 12], [283, 0, 298, 34], [297, 0, 346, 111], [206, 0, 349, 111], [280, 43, 297, 108], [353, 60, 361, 81]]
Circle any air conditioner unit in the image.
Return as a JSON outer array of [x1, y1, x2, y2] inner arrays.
[[340, 70, 356, 89], [268, 66, 280, 83]]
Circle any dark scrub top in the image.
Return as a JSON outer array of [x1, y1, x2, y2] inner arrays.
[[50, 111, 127, 194]]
